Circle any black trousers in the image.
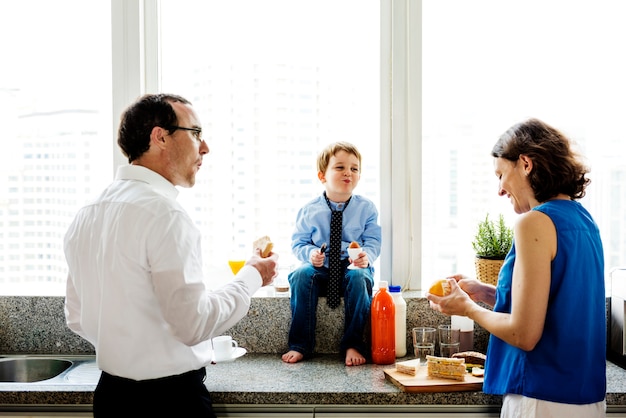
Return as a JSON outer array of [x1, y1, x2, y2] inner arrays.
[[93, 367, 217, 417]]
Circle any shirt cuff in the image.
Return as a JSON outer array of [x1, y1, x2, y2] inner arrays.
[[235, 265, 263, 296]]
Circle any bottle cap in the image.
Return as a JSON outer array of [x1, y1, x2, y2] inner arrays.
[[388, 285, 401, 293], [378, 280, 388, 289]]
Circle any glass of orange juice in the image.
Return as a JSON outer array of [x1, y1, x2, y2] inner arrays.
[[228, 260, 246, 275]]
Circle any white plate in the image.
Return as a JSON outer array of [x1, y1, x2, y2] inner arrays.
[[214, 347, 247, 363]]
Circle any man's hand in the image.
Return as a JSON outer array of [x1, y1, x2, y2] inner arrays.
[[247, 249, 279, 286]]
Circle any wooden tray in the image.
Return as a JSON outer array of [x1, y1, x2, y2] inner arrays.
[[384, 362, 483, 393]]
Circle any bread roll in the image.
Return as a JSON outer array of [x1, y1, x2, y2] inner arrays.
[[253, 236, 273, 258]]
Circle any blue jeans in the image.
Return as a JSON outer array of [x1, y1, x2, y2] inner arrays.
[[287, 260, 374, 359]]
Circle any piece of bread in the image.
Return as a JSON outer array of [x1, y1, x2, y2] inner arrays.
[[428, 279, 451, 297], [253, 236, 273, 258], [426, 355, 466, 381], [349, 241, 360, 248], [471, 367, 485, 377], [451, 351, 486, 367], [395, 358, 421, 376]]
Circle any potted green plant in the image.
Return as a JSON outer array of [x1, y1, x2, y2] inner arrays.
[[471, 213, 513, 285]]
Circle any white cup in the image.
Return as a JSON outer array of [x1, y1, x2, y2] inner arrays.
[[212, 335, 238, 362]]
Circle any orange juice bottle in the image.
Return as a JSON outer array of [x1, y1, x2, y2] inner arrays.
[[371, 281, 396, 365]]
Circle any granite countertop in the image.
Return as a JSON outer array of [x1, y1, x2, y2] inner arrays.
[[1, 295, 624, 413], [1, 353, 625, 412]]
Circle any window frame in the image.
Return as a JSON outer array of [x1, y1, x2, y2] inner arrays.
[[111, 0, 422, 289]]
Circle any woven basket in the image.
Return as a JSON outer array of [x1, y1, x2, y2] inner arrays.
[[474, 257, 504, 286]]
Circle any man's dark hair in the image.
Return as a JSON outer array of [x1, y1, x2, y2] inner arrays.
[[117, 93, 191, 163]]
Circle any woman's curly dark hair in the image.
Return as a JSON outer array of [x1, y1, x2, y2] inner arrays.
[[117, 93, 191, 163], [491, 118, 590, 202]]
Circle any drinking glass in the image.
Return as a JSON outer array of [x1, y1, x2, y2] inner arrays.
[[438, 324, 460, 357], [412, 327, 436, 364]]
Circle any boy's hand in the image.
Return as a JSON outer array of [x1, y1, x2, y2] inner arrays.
[[310, 245, 326, 267], [350, 251, 369, 268]]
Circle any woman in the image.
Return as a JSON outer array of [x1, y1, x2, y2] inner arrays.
[[427, 118, 606, 417]]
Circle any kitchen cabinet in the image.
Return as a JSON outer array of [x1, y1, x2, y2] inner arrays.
[[214, 406, 312, 417], [316, 414, 499, 418], [2, 406, 626, 417], [0, 414, 91, 417], [217, 414, 310, 418], [213, 405, 501, 417], [213, 405, 626, 417], [315, 406, 500, 417]]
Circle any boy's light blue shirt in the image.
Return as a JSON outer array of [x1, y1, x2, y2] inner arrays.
[[291, 194, 382, 268]]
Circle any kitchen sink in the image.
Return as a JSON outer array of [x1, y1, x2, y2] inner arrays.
[[0, 357, 73, 383]]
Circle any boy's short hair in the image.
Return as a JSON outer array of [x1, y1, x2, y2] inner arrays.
[[317, 141, 362, 173]]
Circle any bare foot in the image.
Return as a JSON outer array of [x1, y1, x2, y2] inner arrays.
[[345, 348, 367, 366], [282, 350, 304, 363]]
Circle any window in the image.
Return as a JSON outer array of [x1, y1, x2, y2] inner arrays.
[[1, 0, 624, 295], [159, 0, 381, 289], [421, 0, 626, 285], [0, 0, 112, 295]]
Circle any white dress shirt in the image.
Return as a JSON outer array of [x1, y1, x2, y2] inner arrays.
[[64, 165, 262, 380]]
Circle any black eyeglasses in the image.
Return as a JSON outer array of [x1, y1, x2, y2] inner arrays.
[[166, 126, 203, 142]]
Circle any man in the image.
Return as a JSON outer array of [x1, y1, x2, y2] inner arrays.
[[64, 93, 278, 417]]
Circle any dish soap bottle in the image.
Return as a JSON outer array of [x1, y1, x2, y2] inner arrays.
[[389, 285, 407, 357], [371, 281, 396, 364]]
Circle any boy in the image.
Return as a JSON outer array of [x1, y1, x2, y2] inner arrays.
[[282, 142, 382, 366]]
